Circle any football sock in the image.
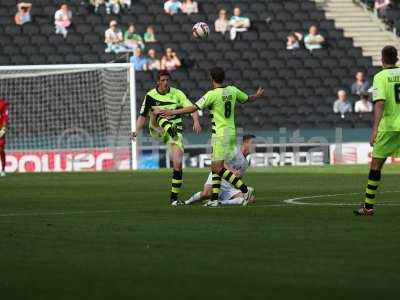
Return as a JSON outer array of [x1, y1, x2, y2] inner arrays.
[[220, 197, 244, 205], [185, 192, 202, 205], [219, 168, 248, 193], [364, 169, 381, 209], [170, 169, 183, 201], [0, 150, 5, 171], [211, 173, 221, 201], [157, 115, 176, 138]]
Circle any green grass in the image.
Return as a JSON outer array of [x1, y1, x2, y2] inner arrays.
[[1, 165, 400, 299]]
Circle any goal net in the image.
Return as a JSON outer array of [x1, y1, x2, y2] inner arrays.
[[0, 63, 137, 173]]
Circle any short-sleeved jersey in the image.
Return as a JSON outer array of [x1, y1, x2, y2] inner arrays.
[[0, 99, 9, 128], [195, 86, 248, 136], [372, 67, 400, 131], [140, 87, 192, 133]]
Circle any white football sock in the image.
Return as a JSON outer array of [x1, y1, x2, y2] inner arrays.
[[185, 192, 202, 205], [220, 197, 244, 205]]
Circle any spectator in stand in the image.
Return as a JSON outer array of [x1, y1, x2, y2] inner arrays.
[[123, 0, 131, 11], [130, 48, 148, 71], [161, 48, 181, 71], [333, 90, 352, 117], [144, 26, 157, 43], [15, 2, 32, 26], [351, 71, 370, 96], [304, 25, 325, 51], [286, 32, 303, 50], [90, 0, 104, 13], [355, 92, 373, 113], [124, 23, 144, 50], [147, 48, 161, 71], [228, 7, 250, 40], [105, 0, 125, 14], [181, 0, 198, 15], [375, 0, 391, 18], [164, 0, 182, 15], [54, 4, 72, 39], [105, 20, 130, 53], [215, 9, 229, 35]]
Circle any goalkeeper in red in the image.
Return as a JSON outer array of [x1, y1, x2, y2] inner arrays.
[[158, 67, 264, 207], [354, 46, 400, 216], [0, 97, 9, 177]]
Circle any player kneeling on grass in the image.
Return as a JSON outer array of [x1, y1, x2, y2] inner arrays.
[[0, 97, 8, 177], [131, 70, 202, 206], [186, 134, 256, 206], [354, 46, 400, 216]]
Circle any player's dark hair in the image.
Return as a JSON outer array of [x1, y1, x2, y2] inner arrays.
[[156, 70, 170, 80], [242, 134, 256, 143], [382, 46, 398, 65], [210, 67, 225, 84]]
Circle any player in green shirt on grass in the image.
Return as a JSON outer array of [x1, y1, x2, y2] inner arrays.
[[131, 70, 202, 206], [157, 67, 264, 207], [354, 46, 400, 216]]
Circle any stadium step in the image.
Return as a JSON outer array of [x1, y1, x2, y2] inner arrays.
[[315, 0, 400, 66]]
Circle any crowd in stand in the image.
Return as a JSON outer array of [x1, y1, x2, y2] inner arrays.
[[214, 7, 250, 40], [283, 21, 374, 119], [333, 71, 373, 118], [286, 25, 325, 51], [101, 2, 252, 70], [90, 0, 132, 14], [12, 1, 253, 68], [9, 0, 377, 118], [361, 0, 400, 32]]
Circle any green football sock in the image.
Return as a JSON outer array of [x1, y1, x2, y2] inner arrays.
[[364, 169, 381, 209], [170, 169, 183, 201], [219, 168, 248, 193]]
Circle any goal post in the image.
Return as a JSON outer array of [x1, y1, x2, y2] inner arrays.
[[0, 63, 138, 173]]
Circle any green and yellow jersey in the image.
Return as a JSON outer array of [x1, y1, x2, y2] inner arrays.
[[372, 67, 400, 131], [195, 85, 249, 137], [140, 87, 193, 133]]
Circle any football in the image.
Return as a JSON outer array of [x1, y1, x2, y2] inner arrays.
[[192, 22, 210, 39]]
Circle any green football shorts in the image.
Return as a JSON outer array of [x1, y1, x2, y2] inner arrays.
[[149, 125, 184, 151], [372, 131, 400, 159], [211, 135, 237, 161]]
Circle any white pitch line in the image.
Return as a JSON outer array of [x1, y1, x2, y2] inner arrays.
[[1, 190, 400, 217], [282, 190, 400, 206]]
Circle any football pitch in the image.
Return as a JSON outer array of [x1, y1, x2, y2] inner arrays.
[[1, 165, 400, 299]]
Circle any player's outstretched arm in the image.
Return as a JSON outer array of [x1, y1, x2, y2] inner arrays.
[[247, 87, 265, 102], [191, 110, 202, 134], [158, 105, 198, 117], [370, 101, 384, 146], [131, 115, 146, 140]]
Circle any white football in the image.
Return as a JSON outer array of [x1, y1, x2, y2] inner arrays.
[[192, 22, 210, 39]]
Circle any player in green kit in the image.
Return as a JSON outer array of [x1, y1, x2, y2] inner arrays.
[[158, 67, 264, 207], [131, 70, 202, 206], [354, 46, 400, 216]]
